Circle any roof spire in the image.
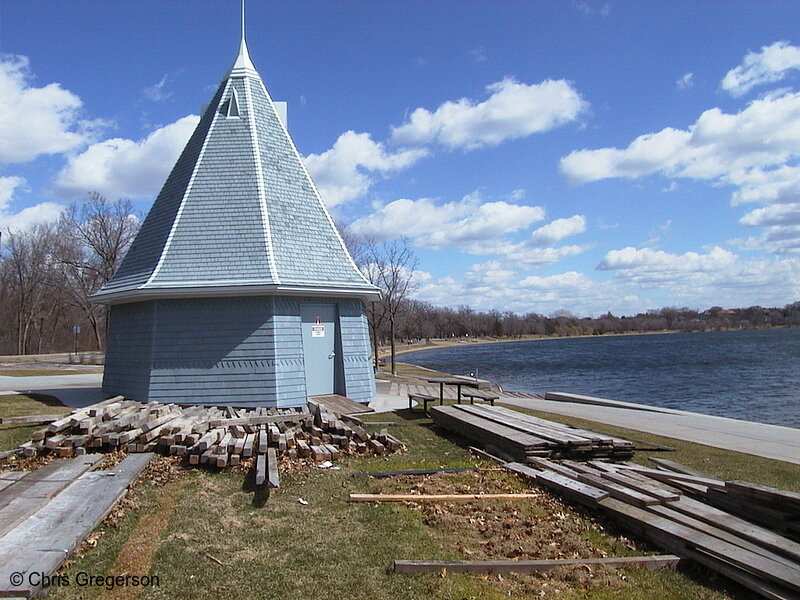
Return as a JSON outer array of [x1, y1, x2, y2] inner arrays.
[[230, 0, 256, 75]]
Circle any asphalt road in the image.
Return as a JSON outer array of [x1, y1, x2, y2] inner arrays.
[[0, 373, 106, 408]]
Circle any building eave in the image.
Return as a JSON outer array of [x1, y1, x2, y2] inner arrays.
[[91, 282, 382, 305]]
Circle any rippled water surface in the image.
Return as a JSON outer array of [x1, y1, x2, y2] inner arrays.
[[401, 328, 800, 429]]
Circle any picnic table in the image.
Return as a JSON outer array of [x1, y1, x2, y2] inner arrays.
[[424, 377, 483, 404], [461, 387, 499, 406]]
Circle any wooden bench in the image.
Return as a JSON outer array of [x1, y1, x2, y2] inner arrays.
[[408, 392, 439, 414], [461, 388, 499, 406]]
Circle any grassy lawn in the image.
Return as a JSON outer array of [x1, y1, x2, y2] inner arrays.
[[40, 408, 758, 600], [0, 393, 69, 452], [0, 368, 102, 376], [377, 362, 452, 381]]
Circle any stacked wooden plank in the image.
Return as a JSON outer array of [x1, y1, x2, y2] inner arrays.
[[507, 459, 800, 599], [308, 394, 373, 416], [0, 454, 105, 540], [705, 480, 800, 540], [0, 454, 152, 598], [429, 404, 635, 461], [8, 396, 400, 467]]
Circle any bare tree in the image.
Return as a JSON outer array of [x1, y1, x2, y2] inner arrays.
[[55, 193, 139, 349], [364, 237, 418, 375], [334, 219, 368, 269], [3, 223, 60, 354], [335, 221, 387, 368]]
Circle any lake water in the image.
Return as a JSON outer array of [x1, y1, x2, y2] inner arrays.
[[401, 328, 800, 429]]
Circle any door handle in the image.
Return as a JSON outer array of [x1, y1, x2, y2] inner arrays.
[[328, 352, 336, 359]]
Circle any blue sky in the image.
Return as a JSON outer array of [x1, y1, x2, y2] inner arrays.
[[2, 0, 800, 316]]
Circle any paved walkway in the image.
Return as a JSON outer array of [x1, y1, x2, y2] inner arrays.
[[0, 373, 105, 408]]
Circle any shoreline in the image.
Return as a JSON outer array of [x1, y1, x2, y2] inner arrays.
[[379, 329, 681, 359], [382, 325, 800, 360], [380, 327, 800, 431]]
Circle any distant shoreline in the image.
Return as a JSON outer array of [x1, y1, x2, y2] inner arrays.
[[380, 329, 681, 360], [383, 326, 800, 360]]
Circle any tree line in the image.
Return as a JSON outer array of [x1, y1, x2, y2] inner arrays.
[[382, 300, 800, 343], [2, 197, 799, 360], [0, 194, 137, 356]]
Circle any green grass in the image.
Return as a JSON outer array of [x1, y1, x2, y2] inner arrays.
[[43, 409, 760, 600], [376, 362, 452, 381], [0, 393, 69, 452]]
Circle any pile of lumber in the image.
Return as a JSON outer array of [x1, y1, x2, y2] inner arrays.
[[705, 480, 800, 540], [507, 459, 800, 599], [429, 404, 634, 461], [601, 459, 800, 541], [9, 396, 402, 468], [0, 453, 153, 597]]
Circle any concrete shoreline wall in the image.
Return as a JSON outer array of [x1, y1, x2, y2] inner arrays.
[[103, 296, 374, 407]]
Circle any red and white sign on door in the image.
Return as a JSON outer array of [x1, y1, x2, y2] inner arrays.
[[311, 316, 326, 338]]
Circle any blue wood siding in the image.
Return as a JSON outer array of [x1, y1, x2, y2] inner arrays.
[[337, 299, 375, 403], [102, 296, 374, 407], [103, 302, 155, 400]]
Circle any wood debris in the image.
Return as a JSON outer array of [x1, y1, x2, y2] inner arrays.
[[5, 396, 401, 469], [506, 458, 800, 599], [430, 404, 635, 461]]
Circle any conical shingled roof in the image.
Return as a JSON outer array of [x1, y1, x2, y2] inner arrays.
[[93, 39, 379, 304]]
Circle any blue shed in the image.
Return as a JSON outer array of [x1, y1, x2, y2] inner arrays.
[[92, 36, 380, 407]]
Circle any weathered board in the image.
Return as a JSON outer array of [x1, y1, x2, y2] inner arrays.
[[394, 555, 682, 574], [0, 453, 152, 598]]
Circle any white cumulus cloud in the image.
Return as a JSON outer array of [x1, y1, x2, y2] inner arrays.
[[0, 176, 24, 209], [350, 191, 545, 248], [737, 203, 800, 254], [740, 203, 800, 227], [559, 84, 800, 254], [722, 41, 800, 97], [728, 165, 800, 205], [55, 115, 199, 199], [304, 131, 428, 207], [390, 77, 588, 150], [560, 90, 800, 185], [597, 245, 800, 306], [464, 260, 515, 285], [0, 55, 105, 164], [598, 246, 737, 275], [0, 175, 62, 232], [464, 239, 588, 266], [529, 215, 587, 246]]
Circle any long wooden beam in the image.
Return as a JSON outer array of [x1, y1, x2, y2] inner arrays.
[[205, 412, 311, 428], [394, 555, 682, 574], [349, 493, 541, 503], [351, 467, 502, 478], [0, 414, 66, 425]]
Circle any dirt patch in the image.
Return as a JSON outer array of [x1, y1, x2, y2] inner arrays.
[[375, 470, 629, 597], [102, 477, 187, 600]]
